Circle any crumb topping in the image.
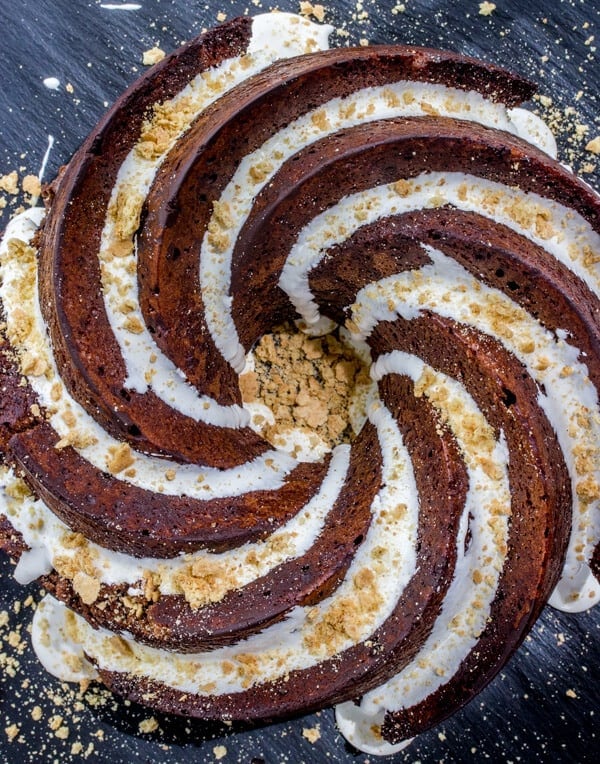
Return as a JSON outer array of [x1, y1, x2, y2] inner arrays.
[[240, 323, 371, 456], [173, 558, 237, 611], [105, 443, 136, 474], [303, 566, 383, 655]]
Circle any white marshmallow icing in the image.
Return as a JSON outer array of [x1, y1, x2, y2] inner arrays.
[[0, 10, 599, 758]]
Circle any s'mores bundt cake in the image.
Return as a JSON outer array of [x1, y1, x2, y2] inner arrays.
[[1, 12, 599, 756]]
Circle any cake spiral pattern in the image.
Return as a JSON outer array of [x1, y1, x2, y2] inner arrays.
[[1, 13, 599, 755]]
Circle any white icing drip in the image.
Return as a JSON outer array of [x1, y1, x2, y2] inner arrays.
[[248, 12, 334, 55], [336, 351, 510, 752], [507, 107, 558, 158], [32, 596, 98, 682], [38, 134, 55, 184], [13, 546, 52, 585], [0, 205, 44, 239], [0, 445, 350, 592], [200, 83, 556, 374], [549, 563, 600, 612], [335, 706, 414, 756], [43, 77, 60, 90], [100, 3, 141, 9]]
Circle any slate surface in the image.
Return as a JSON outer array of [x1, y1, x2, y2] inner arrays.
[[0, 1, 599, 762]]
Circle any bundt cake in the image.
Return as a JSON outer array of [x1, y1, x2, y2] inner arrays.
[[1, 12, 599, 756]]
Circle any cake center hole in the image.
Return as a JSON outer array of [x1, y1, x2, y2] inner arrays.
[[239, 323, 372, 461]]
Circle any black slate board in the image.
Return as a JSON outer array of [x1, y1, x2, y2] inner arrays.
[[0, 1, 599, 762]]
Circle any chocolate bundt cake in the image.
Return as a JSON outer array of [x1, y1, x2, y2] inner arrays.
[[1, 12, 599, 755]]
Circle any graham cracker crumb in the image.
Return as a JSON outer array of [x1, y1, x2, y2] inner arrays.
[[586, 136, 600, 154], [239, 370, 259, 402], [55, 724, 70, 740], [394, 179, 412, 197], [123, 315, 145, 334], [299, 2, 326, 22], [111, 186, 144, 242], [106, 443, 135, 473], [31, 705, 43, 721], [479, 1, 496, 15], [174, 558, 238, 610], [4, 723, 19, 742], [138, 716, 159, 733], [72, 572, 101, 605], [0, 171, 19, 194], [22, 174, 41, 198], [48, 714, 63, 731], [213, 744, 227, 760], [54, 429, 98, 450], [302, 724, 321, 743], [136, 94, 197, 160], [142, 47, 165, 66]]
